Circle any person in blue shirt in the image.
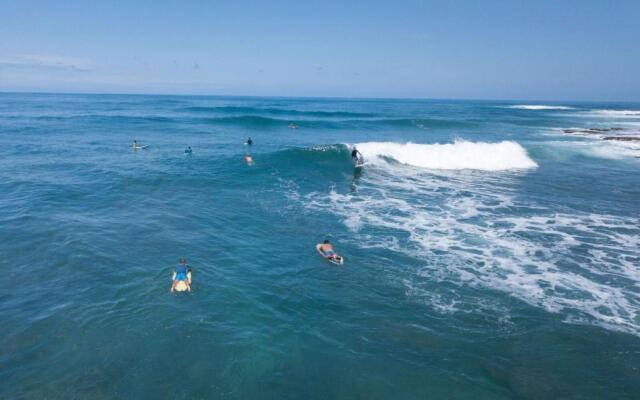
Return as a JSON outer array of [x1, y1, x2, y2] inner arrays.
[[170, 258, 192, 292]]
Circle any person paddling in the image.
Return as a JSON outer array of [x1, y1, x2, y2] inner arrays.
[[171, 258, 192, 292], [317, 239, 343, 263]]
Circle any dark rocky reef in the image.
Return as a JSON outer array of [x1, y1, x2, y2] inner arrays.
[[563, 127, 625, 135], [603, 136, 640, 142]]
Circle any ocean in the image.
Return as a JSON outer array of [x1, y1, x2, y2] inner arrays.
[[1, 93, 639, 399]]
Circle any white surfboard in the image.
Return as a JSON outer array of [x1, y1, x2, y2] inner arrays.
[[316, 244, 344, 265]]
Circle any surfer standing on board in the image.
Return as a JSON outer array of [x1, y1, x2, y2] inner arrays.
[[351, 147, 363, 165]]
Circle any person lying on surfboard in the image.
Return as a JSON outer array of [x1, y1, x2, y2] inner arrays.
[[170, 258, 192, 292], [317, 239, 343, 263]]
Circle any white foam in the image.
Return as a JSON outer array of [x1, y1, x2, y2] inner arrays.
[[302, 167, 640, 336], [354, 140, 538, 171], [587, 109, 640, 118], [552, 128, 640, 159], [586, 141, 640, 159], [507, 105, 574, 110]]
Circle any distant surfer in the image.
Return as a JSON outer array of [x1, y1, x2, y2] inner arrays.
[[132, 140, 148, 150], [246, 137, 253, 146], [351, 147, 363, 165], [244, 154, 254, 165], [171, 259, 192, 292], [185, 146, 192, 154], [316, 239, 344, 264], [288, 123, 298, 130]]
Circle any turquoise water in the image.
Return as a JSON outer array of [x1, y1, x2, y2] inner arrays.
[[1, 93, 639, 399]]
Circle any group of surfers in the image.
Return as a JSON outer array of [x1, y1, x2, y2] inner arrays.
[[131, 137, 361, 292], [133, 137, 363, 167], [171, 239, 342, 292]]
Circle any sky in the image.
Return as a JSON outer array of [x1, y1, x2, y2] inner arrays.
[[0, 0, 639, 101]]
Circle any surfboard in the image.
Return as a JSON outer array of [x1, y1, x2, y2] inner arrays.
[[172, 271, 192, 292], [316, 244, 344, 265], [133, 145, 149, 150]]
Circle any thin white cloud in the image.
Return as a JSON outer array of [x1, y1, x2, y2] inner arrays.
[[0, 54, 94, 72]]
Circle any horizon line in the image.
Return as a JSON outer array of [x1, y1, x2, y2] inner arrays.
[[0, 89, 638, 105]]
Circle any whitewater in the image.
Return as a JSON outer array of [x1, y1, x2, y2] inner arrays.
[[353, 140, 538, 170], [1, 93, 639, 399]]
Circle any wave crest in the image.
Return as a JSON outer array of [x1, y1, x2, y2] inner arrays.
[[586, 109, 640, 117], [507, 105, 574, 110], [355, 140, 538, 171]]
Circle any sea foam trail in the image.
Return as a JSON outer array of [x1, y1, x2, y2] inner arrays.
[[355, 141, 538, 171], [300, 169, 640, 336], [507, 105, 574, 110], [585, 109, 640, 118]]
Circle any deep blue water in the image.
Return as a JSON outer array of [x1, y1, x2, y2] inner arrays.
[[1, 93, 639, 399]]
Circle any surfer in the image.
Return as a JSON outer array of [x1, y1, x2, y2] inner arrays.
[[317, 239, 343, 263], [185, 146, 192, 154], [351, 147, 363, 165], [288, 123, 298, 130], [170, 259, 192, 292], [246, 137, 253, 146], [244, 154, 254, 164], [132, 140, 148, 150]]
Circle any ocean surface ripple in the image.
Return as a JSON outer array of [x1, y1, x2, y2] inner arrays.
[[1, 94, 639, 399]]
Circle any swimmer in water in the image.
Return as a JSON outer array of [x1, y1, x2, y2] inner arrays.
[[185, 146, 192, 154], [246, 137, 253, 145], [244, 154, 254, 164], [170, 258, 192, 292]]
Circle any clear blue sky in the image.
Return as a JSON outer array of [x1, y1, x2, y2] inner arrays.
[[1, 0, 639, 100]]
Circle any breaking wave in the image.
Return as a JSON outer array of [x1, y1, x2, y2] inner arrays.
[[355, 140, 538, 171], [507, 105, 574, 110]]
